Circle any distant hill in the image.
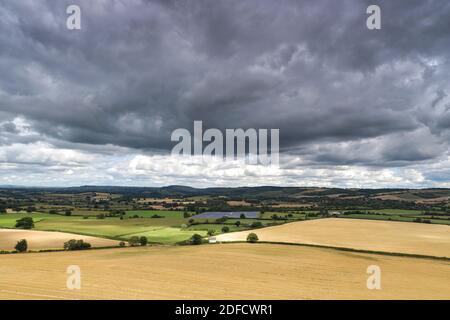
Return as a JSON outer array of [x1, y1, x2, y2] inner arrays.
[[1, 185, 449, 202]]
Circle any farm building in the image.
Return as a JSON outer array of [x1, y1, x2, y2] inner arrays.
[[191, 211, 260, 219], [208, 237, 217, 244]]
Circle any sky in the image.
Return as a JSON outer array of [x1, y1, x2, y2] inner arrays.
[[1, 0, 450, 188]]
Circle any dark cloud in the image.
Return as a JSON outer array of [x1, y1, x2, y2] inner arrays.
[[0, 0, 450, 171]]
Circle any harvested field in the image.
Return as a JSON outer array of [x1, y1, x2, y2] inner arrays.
[[215, 218, 450, 258], [0, 229, 118, 251], [0, 244, 448, 299]]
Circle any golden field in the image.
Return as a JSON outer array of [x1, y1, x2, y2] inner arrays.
[[216, 218, 450, 257], [0, 229, 118, 251], [0, 243, 448, 299]]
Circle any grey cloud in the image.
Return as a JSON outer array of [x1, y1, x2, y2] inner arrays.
[[0, 0, 450, 174]]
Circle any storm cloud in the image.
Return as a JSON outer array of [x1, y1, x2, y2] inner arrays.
[[1, 0, 450, 187]]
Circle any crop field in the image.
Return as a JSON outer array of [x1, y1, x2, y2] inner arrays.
[[0, 212, 204, 244], [0, 229, 118, 251], [216, 218, 450, 257], [124, 210, 185, 218], [0, 243, 448, 300]]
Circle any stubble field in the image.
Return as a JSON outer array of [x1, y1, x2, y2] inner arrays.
[[216, 218, 450, 257], [0, 243, 449, 300], [0, 229, 118, 251]]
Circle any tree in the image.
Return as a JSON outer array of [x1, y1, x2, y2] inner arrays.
[[15, 217, 34, 229], [129, 236, 140, 246], [15, 239, 28, 252], [65, 210, 72, 216], [190, 234, 203, 245], [247, 233, 259, 243], [235, 221, 241, 227], [64, 239, 91, 251], [319, 208, 329, 217], [240, 213, 246, 219], [139, 236, 148, 246], [119, 241, 126, 247], [250, 221, 262, 228], [221, 226, 230, 233], [207, 230, 215, 236]]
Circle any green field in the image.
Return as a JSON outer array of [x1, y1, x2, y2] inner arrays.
[[0, 212, 202, 244], [125, 210, 186, 218], [0, 213, 53, 227], [366, 209, 423, 215]]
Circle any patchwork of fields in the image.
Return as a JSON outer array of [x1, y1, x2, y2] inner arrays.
[[216, 218, 450, 257], [0, 244, 448, 300], [0, 212, 207, 245]]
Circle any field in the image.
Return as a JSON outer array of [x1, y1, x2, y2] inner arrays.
[[0, 229, 118, 251], [216, 218, 450, 257], [1, 186, 450, 300], [0, 243, 448, 299], [0, 212, 206, 245]]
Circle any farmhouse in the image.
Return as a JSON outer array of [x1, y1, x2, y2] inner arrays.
[[208, 236, 217, 244]]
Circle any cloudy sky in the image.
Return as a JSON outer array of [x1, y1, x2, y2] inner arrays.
[[1, 0, 450, 188]]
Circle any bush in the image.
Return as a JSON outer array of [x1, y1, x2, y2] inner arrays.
[[240, 214, 246, 219], [207, 230, 215, 236], [215, 217, 228, 223], [221, 226, 230, 233], [15, 239, 28, 252], [139, 236, 148, 246], [15, 217, 34, 229], [250, 221, 263, 228], [235, 221, 241, 227], [97, 214, 106, 219], [119, 241, 126, 247], [190, 234, 203, 245], [151, 214, 163, 218], [64, 239, 91, 251], [65, 210, 72, 216], [129, 236, 140, 246], [247, 233, 259, 243]]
